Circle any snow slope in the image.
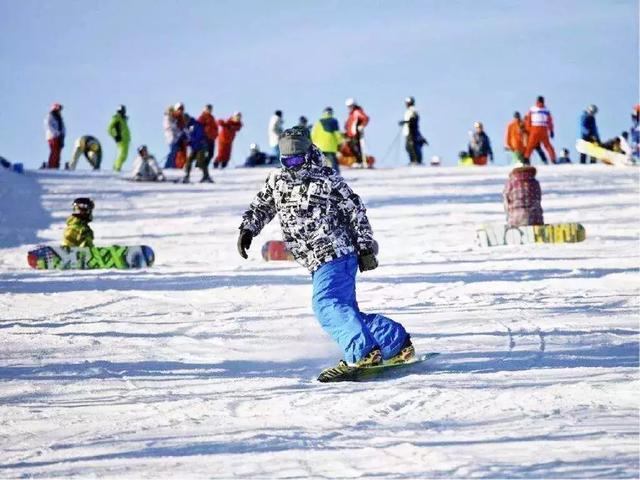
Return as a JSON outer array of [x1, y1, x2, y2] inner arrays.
[[0, 164, 638, 479]]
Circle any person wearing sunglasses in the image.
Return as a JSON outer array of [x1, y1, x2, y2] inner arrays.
[[237, 127, 414, 381]]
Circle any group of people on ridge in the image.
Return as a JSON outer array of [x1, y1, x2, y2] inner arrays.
[[42, 96, 638, 177], [461, 97, 638, 166], [163, 103, 243, 183]]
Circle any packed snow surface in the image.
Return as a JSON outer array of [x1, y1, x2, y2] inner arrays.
[[0, 165, 638, 479]]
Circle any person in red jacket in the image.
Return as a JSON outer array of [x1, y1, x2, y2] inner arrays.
[[503, 165, 544, 227], [524, 96, 556, 164], [214, 112, 243, 169], [198, 104, 218, 164], [344, 98, 369, 167]]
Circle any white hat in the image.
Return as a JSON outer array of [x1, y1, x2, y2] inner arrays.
[[174, 102, 184, 110], [345, 98, 355, 107]]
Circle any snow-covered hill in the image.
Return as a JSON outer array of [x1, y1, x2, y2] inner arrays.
[[0, 165, 638, 479]]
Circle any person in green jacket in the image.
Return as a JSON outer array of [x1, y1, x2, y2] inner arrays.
[[62, 198, 94, 247], [108, 105, 131, 172], [311, 107, 343, 173]]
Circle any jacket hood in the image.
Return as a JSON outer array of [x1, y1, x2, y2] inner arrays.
[[510, 165, 537, 179]]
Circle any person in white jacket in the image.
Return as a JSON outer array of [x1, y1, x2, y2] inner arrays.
[[131, 145, 165, 181], [268, 110, 284, 160], [163, 105, 182, 168]]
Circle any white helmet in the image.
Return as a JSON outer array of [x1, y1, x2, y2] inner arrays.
[[345, 98, 356, 107], [249, 143, 258, 151]]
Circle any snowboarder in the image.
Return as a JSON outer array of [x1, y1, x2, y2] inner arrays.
[[62, 197, 95, 247], [183, 115, 212, 183], [131, 145, 165, 181], [524, 96, 556, 164], [557, 148, 572, 164], [504, 112, 526, 163], [468, 121, 493, 165], [268, 110, 284, 161], [631, 105, 640, 162], [172, 103, 189, 169], [44, 103, 66, 169], [310, 106, 343, 173], [68, 135, 102, 170], [198, 104, 218, 165], [237, 127, 414, 381], [578, 104, 600, 164], [398, 96, 427, 165], [344, 98, 369, 167], [214, 112, 243, 169], [503, 166, 544, 227], [297, 116, 310, 134], [108, 105, 131, 172], [244, 143, 274, 167]]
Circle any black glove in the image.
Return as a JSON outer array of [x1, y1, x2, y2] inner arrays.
[[358, 250, 378, 272], [114, 134, 122, 143], [237, 229, 253, 259], [550, 131, 554, 139], [398, 120, 405, 126]]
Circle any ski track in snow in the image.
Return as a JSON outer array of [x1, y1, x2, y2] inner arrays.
[[0, 165, 638, 479]]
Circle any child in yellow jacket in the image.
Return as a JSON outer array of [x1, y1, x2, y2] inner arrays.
[[62, 198, 94, 247]]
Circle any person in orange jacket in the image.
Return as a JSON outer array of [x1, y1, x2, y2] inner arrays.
[[524, 96, 556, 163], [214, 112, 243, 169], [198, 104, 218, 164], [505, 111, 526, 163], [344, 98, 369, 167]]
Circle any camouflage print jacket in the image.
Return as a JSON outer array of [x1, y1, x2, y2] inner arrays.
[[240, 145, 375, 272], [62, 215, 94, 247]]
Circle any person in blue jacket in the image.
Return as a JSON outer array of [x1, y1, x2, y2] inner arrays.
[[579, 104, 600, 164], [183, 115, 212, 183], [237, 127, 415, 381]]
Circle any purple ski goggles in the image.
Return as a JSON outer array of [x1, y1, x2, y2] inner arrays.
[[281, 154, 306, 169]]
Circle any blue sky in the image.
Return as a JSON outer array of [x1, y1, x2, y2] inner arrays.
[[1, 0, 638, 169]]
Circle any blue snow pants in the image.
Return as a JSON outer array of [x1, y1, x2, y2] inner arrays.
[[312, 253, 408, 363]]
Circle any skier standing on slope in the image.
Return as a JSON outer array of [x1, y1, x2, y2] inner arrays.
[[311, 106, 343, 173], [344, 98, 369, 167], [524, 96, 556, 164], [398, 96, 427, 165], [504, 112, 526, 164], [214, 112, 243, 169], [108, 105, 131, 172], [237, 127, 414, 381], [198, 104, 218, 166], [268, 110, 284, 161], [631, 105, 640, 162], [62, 198, 95, 247], [183, 115, 213, 183], [44, 103, 66, 169], [578, 104, 600, 164]]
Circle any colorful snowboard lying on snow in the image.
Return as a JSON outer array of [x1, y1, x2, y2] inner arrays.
[[575, 139, 634, 166], [476, 223, 585, 247], [27, 245, 155, 270], [262, 240, 380, 261], [317, 352, 440, 383]]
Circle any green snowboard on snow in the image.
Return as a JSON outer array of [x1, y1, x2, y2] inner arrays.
[[317, 352, 440, 383]]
